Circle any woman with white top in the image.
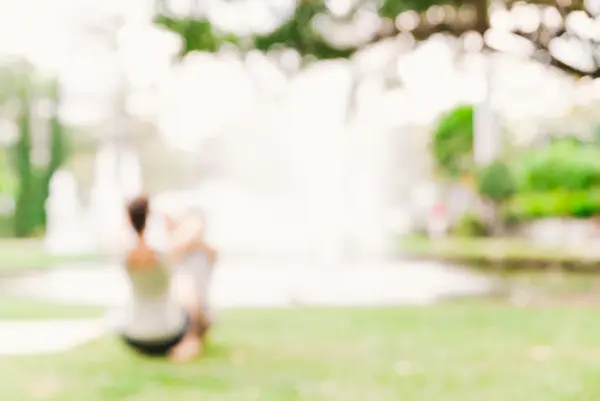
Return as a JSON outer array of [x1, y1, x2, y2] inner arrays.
[[120, 195, 200, 362]]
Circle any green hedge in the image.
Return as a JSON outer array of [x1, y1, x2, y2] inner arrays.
[[506, 191, 600, 220], [516, 139, 600, 192], [499, 138, 600, 221]]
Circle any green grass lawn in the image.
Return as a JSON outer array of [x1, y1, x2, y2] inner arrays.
[[0, 296, 104, 320], [1, 305, 599, 401], [0, 239, 101, 274]]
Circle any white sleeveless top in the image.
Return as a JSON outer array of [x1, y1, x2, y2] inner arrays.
[[121, 215, 186, 341]]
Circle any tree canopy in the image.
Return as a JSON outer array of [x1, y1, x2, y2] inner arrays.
[[154, 0, 600, 78]]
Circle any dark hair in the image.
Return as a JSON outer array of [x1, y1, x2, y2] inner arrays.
[[127, 196, 150, 235]]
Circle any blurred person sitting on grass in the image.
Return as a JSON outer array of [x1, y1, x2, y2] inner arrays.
[[118, 195, 208, 362]]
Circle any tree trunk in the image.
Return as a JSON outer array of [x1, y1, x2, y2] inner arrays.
[[13, 83, 34, 237], [484, 199, 504, 236], [471, 0, 490, 36]]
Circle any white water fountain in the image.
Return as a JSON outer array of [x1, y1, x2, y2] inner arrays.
[[88, 142, 143, 255], [45, 170, 94, 255], [280, 60, 351, 264], [159, 57, 395, 263]]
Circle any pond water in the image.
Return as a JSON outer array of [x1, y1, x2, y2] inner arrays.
[[0, 258, 499, 308]]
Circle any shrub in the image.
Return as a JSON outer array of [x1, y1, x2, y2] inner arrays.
[[432, 105, 474, 179], [453, 212, 489, 237], [517, 139, 600, 192], [476, 161, 516, 204]]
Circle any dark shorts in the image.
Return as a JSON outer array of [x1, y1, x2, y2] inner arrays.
[[122, 314, 190, 357]]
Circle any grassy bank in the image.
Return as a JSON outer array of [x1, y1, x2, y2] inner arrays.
[[399, 235, 600, 271]]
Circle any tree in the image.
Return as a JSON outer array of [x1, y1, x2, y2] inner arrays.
[[12, 82, 35, 237], [153, 0, 600, 78], [503, 0, 598, 78], [40, 81, 68, 227], [11, 78, 69, 237], [476, 160, 516, 233]]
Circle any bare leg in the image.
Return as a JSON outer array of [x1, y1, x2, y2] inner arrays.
[[168, 307, 202, 363], [195, 304, 212, 339], [168, 285, 205, 363], [168, 333, 201, 363]]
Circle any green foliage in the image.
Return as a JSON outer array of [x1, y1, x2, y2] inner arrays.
[[0, 150, 16, 195], [151, 0, 600, 79], [432, 105, 474, 179], [253, 1, 354, 59], [506, 191, 600, 220], [11, 80, 69, 237], [379, 0, 461, 18], [453, 212, 489, 237], [154, 0, 456, 58], [0, 215, 13, 238], [13, 85, 36, 237], [40, 81, 68, 227], [498, 136, 600, 221], [516, 139, 600, 192], [28, 170, 48, 235], [155, 2, 356, 58], [476, 161, 516, 203], [153, 15, 238, 56]]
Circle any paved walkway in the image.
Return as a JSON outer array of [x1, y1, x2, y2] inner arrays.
[[0, 258, 498, 356], [0, 319, 104, 356]]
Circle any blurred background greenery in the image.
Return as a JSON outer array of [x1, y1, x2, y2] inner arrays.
[[432, 104, 600, 232], [0, 67, 68, 238]]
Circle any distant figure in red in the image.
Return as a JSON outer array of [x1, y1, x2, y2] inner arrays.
[[427, 202, 448, 239]]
